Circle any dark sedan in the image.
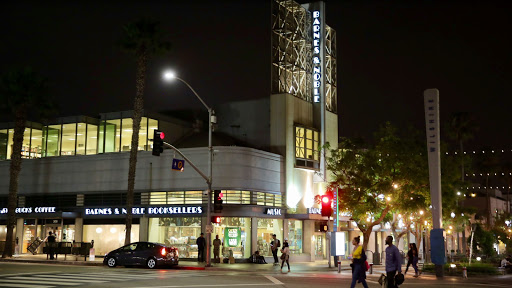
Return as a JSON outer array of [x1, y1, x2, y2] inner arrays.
[[103, 242, 179, 268]]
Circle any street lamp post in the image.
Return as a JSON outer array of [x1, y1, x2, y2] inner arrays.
[[163, 71, 215, 267]]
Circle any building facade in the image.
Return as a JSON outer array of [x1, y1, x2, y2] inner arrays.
[[0, 0, 348, 261]]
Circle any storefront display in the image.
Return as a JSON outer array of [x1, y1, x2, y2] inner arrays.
[[212, 217, 251, 259], [83, 224, 139, 256], [257, 219, 283, 256], [148, 217, 201, 258], [288, 220, 303, 254]]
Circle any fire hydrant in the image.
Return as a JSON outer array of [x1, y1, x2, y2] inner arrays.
[[462, 266, 467, 278]]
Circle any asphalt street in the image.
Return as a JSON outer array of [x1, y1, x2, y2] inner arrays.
[[0, 262, 511, 288]]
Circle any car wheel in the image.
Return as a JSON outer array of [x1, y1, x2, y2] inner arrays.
[[146, 257, 157, 269], [107, 257, 117, 268]]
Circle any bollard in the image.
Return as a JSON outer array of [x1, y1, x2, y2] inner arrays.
[[338, 261, 342, 273], [462, 266, 467, 278], [370, 263, 373, 274]]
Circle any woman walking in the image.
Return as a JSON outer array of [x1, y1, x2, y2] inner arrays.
[[280, 239, 290, 272], [350, 236, 368, 288], [405, 243, 419, 277]]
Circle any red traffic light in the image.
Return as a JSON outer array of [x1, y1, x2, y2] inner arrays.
[[159, 132, 165, 139], [211, 216, 221, 224], [322, 195, 331, 204]]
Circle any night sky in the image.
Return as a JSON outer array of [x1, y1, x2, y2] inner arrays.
[[2, 0, 511, 149]]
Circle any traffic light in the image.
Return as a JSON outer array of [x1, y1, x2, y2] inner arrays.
[[211, 216, 221, 224], [321, 194, 333, 217], [214, 190, 223, 213], [152, 130, 165, 156]]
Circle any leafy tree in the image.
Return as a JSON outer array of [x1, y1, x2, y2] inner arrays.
[[469, 223, 496, 257], [118, 18, 171, 244], [326, 123, 428, 250], [0, 68, 55, 258]]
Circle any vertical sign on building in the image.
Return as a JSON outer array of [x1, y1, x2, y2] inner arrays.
[[312, 10, 322, 103], [424, 88, 446, 270], [424, 88, 442, 229]]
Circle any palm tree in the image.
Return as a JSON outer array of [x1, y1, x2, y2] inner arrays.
[[118, 18, 171, 245], [0, 68, 54, 258]]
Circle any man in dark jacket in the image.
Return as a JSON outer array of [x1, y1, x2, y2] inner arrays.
[[47, 231, 56, 260], [270, 234, 280, 265], [196, 233, 206, 262]]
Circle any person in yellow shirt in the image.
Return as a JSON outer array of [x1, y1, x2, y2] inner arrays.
[[350, 236, 368, 288]]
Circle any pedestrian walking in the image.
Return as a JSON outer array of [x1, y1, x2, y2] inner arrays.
[[404, 243, 419, 277], [280, 239, 290, 272], [385, 235, 402, 288], [213, 234, 222, 262], [47, 231, 56, 260], [270, 234, 281, 265], [196, 233, 206, 262], [350, 236, 368, 288]]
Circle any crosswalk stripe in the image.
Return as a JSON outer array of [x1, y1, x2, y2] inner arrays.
[[59, 272, 158, 279], [8, 276, 107, 283], [0, 283, 54, 288], [3, 279, 78, 286]]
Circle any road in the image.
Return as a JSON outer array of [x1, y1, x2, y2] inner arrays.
[[0, 262, 510, 288]]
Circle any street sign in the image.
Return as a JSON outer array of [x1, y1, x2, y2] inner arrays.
[[172, 159, 185, 171], [205, 224, 213, 234]]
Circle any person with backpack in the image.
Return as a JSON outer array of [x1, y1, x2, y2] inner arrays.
[[270, 234, 281, 265], [350, 236, 369, 288]]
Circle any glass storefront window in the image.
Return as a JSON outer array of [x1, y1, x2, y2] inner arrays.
[[140, 117, 148, 151], [288, 220, 303, 254], [121, 118, 133, 152], [257, 219, 283, 256], [213, 217, 251, 259], [257, 192, 265, 205], [86, 123, 98, 155], [148, 217, 201, 258], [83, 224, 139, 256], [61, 124, 76, 156], [148, 118, 158, 151], [105, 120, 120, 153], [30, 128, 43, 159], [265, 194, 275, 206], [6, 129, 13, 159], [0, 130, 9, 160], [45, 125, 61, 157], [76, 123, 86, 155], [21, 128, 31, 158], [185, 191, 203, 204], [295, 127, 305, 158]]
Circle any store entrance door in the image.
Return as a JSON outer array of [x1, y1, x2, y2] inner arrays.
[[43, 219, 62, 242]]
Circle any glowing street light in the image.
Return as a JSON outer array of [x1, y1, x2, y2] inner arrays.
[[163, 70, 215, 267]]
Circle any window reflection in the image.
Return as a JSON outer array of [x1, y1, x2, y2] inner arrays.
[[121, 118, 132, 152], [45, 125, 61, 157], [30, 128, 43, 158], [76, 123, 86, 155], [105, 120, 119, 153], [0, 130, 8, 160], [61, 124, 76, 156], [86, 123, 98, 155]]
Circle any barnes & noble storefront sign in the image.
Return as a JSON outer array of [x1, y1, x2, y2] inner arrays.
[[84, 206, 203, 216]]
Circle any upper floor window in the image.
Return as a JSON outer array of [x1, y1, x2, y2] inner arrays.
[[295, 126, 319, 169]]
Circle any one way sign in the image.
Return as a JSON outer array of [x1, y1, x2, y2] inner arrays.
[[172, 159, 185, 172]]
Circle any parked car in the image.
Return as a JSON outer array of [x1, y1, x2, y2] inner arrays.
[[103, 242, 179, 268]]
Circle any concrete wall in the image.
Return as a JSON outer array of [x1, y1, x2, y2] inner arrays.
[[0, 146, 284, 195]]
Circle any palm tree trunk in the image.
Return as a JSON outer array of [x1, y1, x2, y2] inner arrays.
[[125, 48, 147, 245], [2, 109, 26, 258]]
